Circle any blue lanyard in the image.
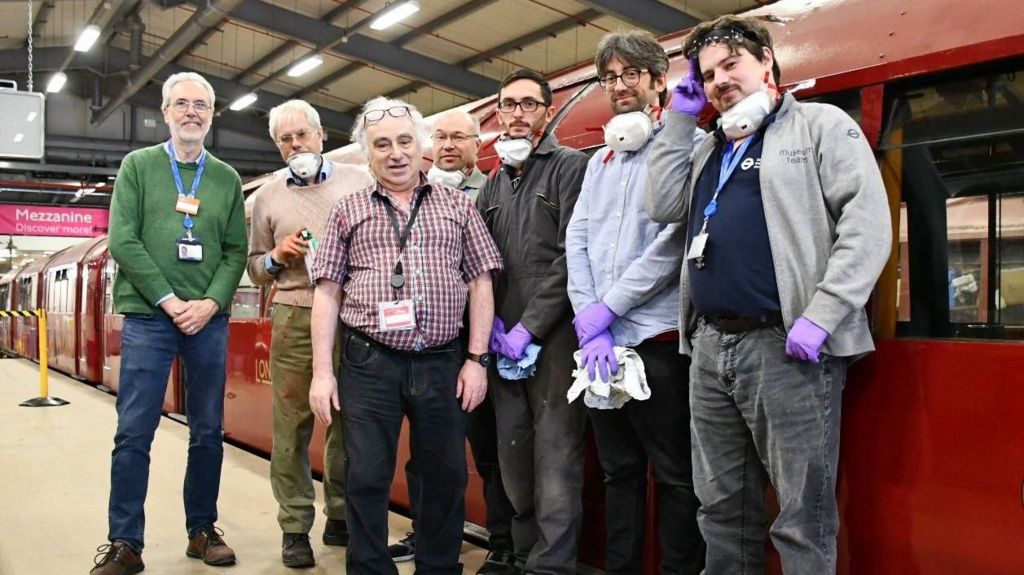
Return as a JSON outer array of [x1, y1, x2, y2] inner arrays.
[[166, 140, 206, 234], [700, 136, 755, 225]]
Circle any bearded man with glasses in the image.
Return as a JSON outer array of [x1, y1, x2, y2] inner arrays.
[[91, 71, 247, 575], [309, 96, 503, 575], [477, 68, 589, 575]]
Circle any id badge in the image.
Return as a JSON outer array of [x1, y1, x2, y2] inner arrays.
[[177, 236, 204, 262], [176, 195, 200, 215], [378, 299, 416, 332], [687, 232, 709, 261]]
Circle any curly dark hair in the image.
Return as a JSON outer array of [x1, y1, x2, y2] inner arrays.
[[683, 15, 781, 85]]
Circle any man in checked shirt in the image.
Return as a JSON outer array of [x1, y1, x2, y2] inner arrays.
[[308, 96, 503, 575]]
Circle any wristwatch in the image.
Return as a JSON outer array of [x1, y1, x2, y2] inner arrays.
[[466, 352, 493, 367]]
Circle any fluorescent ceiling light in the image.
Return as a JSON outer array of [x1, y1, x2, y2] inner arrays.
[[287, 55, 324, 78], [229, 92, 258, 111], [370, 1, 420, 31], [73, 24, 102, 53], [46, 72, 67, 93], [13, 133, 24, 143], [26, 111, 37, 122]]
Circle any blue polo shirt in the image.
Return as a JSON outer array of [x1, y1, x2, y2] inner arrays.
[[687, 121, 781, 316]]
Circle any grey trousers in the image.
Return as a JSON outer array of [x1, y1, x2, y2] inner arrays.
[[490, 320, 587, 575], [689, 320, 848, 575]]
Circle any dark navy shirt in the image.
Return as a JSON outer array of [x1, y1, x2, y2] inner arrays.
[[687, 122, 781, 316]]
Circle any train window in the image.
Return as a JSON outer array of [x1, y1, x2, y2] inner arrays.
[[0, 283, 9, 307], [805, 90, 862, 125], [103, 259, 116, 315], [231, 270, 259, 319], [886, 61, 1024, 340]]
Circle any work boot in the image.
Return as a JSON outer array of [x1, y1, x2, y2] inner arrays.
[[90, 541, 144, 575], [322, 518, 349, 546], [282, 533, 315, 568], [186, 524, 236, 566]]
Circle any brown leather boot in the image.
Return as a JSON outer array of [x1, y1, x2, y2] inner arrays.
[[186, 524, 236, 566], [90, 541, 144, 575]]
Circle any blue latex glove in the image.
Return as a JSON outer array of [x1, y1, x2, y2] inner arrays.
[[497, 322, 534, 361], [670, 58, 708, 117], [572, 302, 617, 346], [785, 316, 829, 363], [489, 317, 507, 355], [581, 330, 619, 382]]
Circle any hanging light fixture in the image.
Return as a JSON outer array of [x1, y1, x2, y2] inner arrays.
[[73, 24, 102, 53], [229, 92, 258, 111], [46, 72, 67, 93], [287, 55, 324, 78]]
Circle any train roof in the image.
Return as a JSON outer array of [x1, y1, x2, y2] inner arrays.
[[43, 236, 107, 270]]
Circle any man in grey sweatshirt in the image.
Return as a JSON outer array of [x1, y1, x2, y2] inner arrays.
[[645, 15, 891, 575]]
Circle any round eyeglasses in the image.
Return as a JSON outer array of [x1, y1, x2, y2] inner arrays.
[[597, 68, 649, 91]]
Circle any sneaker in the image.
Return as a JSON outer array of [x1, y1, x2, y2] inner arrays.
[[322, 518, 349, 547], [282, 533, 315, 568], [387, 532, 415, 562], [476, 549, 516, 575], [186, 524, 236, 566], [90, 541, 144, 575]]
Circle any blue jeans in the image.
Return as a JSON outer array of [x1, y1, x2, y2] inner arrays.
[[689, 320, 847, 575], [107, 313, 229, 551], [339, 329, 468, 575]]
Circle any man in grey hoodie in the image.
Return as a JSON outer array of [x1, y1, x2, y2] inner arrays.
[[645, 15, 891, 575]]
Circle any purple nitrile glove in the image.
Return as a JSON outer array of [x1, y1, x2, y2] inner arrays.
[[669, 58, 708, 117], [489, 317, 507, 356], [498, 322, 534, 361], [580, 330, 619, 383], [572, 301, 618, 346], [785, 316, 830, 363]]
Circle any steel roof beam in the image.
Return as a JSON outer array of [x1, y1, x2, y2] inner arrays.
[[575, 0, 699, 33]]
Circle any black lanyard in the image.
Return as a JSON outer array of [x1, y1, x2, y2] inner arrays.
[[379, 190, 426, 290]]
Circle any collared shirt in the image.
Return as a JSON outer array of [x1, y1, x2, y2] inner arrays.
[[461, 167, 487, 202], [566, 125, 687, 346], [312, 175, 503, 351]]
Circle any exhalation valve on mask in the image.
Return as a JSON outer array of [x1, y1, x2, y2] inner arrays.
[[719, 71, 773, 140], [493, 136, 534, 169], [287, 152, 322, 180], [603, 106, 654, 154]]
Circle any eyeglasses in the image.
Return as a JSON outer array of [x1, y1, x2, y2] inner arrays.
[[434, 132, 479, 144], [363, 106, 411, 123], [169, 98, 211, 113], [276, 129, 316, 147], [497, 99, 546, 114], [597, 68, 649, 90]]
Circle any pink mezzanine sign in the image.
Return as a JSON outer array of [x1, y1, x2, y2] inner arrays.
[[0, 204, 109, 237]]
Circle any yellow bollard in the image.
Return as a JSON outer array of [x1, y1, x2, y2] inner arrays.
[[19, 308, 68, 408]]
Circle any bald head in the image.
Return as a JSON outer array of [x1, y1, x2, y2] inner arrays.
[[431, 110, 481, 172]]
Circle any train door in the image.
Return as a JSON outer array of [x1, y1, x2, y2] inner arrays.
[[222, 271, 274, 452]]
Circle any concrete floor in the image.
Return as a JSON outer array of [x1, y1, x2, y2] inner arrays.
[[0, 358, 487, 574]]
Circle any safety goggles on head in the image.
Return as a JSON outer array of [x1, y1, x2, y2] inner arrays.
[[684, 27, 759, 60], [364, 106, 411, 123]]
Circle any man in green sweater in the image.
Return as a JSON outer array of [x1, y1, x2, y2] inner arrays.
[[90, 72, 248, 575], [247, 99, 372, 568]]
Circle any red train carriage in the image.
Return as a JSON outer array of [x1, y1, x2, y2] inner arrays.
[[10, 256, 48, 360], [0, 269, 16, 353], [42, 237, 106, 378]]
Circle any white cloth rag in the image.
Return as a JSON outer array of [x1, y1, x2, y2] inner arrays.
[[566, 346, 649, 409]]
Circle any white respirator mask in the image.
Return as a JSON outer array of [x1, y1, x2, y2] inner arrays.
[[427, 164, 466, 189], [603, 107, 654, 154], [719, 71, 775, 140], [493, 137, 534, 169], [287, 152, 323, 181]]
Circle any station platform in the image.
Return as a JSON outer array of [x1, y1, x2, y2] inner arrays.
[[0, 359, 488, 574]]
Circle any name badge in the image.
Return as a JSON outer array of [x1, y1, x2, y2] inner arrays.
[[687, 232, 709, 261], [378, 299, 416, 332], [177, 236, 204, 262], [176, 195, 200, 215]]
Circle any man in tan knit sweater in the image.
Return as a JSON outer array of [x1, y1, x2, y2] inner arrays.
[[247, 99, 372, 568]]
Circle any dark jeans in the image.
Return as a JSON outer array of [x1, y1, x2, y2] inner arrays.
[[690, 320, 848, 575], [107, 313, 229, 551], [339, 329, 468, 575], [490, 321, 586, 575], [405, 389, 516, 551], [587, 339, 704, 575]]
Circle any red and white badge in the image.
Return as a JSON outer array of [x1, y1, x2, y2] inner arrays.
[[175, 195, 200, 215], [378, 299, 416, 332]]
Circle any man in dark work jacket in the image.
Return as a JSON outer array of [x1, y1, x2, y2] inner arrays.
[[477, 68, 588, 575]]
